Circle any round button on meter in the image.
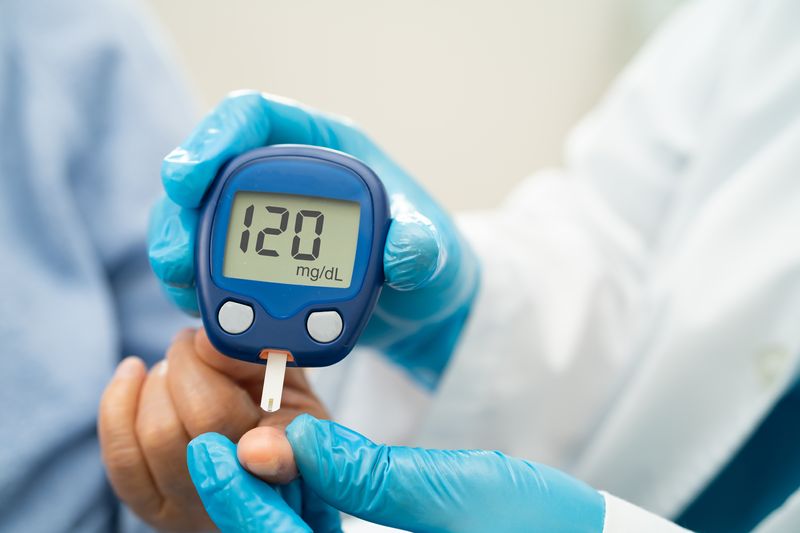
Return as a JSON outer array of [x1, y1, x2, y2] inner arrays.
[[306, 310, 343, 343], [217, 301, 254, 334], [195, 145, 390, 372]]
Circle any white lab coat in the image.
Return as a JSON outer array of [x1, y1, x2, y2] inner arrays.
[[316, 0, 800, 530]]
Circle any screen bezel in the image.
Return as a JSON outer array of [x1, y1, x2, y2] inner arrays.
[[209, 156, 375, 319]]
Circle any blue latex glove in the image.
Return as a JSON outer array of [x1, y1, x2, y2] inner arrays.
[[188, 414, 606, 533], [187, 432, 342, 533], [148, 91, 479, 387]]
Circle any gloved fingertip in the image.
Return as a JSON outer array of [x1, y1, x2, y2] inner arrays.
[[162, 91, 272, 208], [188, 433, 314, 532], [286, 414, 339, 475], [162, 285, 200, 316], [161, 155, 213, 209], [287, 417, 404, 523], [187, 433, 239, 495], [285, 413, 320, 446], [147, 196, 197, 288], [148, 251, 194, 291], [384, 217, 441, 291], [148, 174, 207, 319], [286, 415, 377, 487]]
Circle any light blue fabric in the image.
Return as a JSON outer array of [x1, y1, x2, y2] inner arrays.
[[149, 91, 480, 388], [188, 415, 606, 533], [0, 0, 197, 531]]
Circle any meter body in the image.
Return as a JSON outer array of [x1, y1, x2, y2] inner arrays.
[[196, 145, 389, 368]]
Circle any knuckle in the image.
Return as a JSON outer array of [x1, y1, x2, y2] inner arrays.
[[102, 440, 142, 473], [136, 418, 181, 455], [184, 390, 257, 439], [184, 403, 230, 437], [165, 340, 190, 364]]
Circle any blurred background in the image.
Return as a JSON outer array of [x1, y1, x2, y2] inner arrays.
[[146, 0, 683, 210]]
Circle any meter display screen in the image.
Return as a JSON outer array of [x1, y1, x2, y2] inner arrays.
[[223, 191, 361, 288]]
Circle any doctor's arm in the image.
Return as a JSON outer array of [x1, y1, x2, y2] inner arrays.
[[146, 0, 706, 404], [413, 0, 747, 461], [186, 417, 690, 533]]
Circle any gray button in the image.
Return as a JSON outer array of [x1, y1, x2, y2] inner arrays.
[[218, 301, 254, 334], [307, 311, 343, 343]]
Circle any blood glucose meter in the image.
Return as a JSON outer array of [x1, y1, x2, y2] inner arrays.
[[196, 145, 390, 411]]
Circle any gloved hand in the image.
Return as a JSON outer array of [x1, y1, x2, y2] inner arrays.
[[149, 91, 479, 387], [187, 432, 342, 533], [188, 414, 606, 533]]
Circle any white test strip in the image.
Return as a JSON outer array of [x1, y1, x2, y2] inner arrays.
[[260, 351, 288, 412]]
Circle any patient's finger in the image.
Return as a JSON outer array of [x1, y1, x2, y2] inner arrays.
[[192, 328, 264, 386], [192, 329, 323, 404], [98, 357, 162, 519], [237, 426, 298, 484], [235, 378, 329, 486], [167, 330, 261, 440], [135, 360, 210, 528]]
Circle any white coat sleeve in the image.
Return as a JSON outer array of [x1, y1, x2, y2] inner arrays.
[[416, 0, 754, 467], [601, 493, 690, 532]]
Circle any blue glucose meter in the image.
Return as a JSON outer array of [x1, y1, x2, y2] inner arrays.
[[196, 145, 389, 382]]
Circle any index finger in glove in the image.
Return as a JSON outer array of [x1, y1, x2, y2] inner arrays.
[[187, 433, 313, 533], [162, 91, 347, 209], [147, 195, 197, 290], [162, 92, 271, 209]]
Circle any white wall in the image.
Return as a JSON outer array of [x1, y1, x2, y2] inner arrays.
[[147, 0, 675, 210]]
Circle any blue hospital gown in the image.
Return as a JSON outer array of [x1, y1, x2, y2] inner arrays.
[[0, 0, 198, 530]]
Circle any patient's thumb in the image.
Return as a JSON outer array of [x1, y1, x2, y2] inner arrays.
[[237, 426, 299, 485]]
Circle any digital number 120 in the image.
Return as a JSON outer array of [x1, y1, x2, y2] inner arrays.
[[238, 205, 324, 261]]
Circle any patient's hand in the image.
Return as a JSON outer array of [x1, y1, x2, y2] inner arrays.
[[98, 328, 327, 532]]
